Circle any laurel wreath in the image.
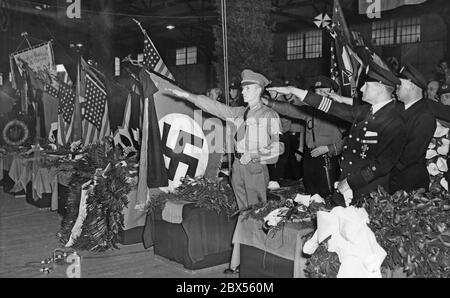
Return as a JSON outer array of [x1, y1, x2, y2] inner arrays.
[[2, 119, 29, 146]]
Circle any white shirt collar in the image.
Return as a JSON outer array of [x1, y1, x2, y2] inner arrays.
[[404, 98, 422, 110], [372, 100, 392, 114]]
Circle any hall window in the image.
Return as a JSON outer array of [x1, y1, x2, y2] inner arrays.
[[287, 32, 304, 60], [397, 17, 421, 44], [372, 20, 395, 46], [287, 30, 322, 60], [176, 46, 197, 65], [304, 30, 322, 59]]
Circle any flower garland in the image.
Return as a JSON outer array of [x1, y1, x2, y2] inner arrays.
[[66, 161, 137, 251], [304, 187, 450, 278], [147, 176, 238, 218], [426, 121, 449, 192], [53, 143, 139, 251], [242, 183, 332, 234]]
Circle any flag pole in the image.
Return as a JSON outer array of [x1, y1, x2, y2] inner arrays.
[[220, 0, 233, 177]]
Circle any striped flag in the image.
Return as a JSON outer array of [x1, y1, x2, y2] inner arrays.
[[79, 59, 111, 146], [140, 27, 174, 81], [44, 82, 76, 145]]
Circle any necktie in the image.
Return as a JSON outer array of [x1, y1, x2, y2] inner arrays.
[[235, 107, 250, 144]]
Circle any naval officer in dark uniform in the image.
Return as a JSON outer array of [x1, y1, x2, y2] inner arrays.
[[268, 67, 407, 206], [389, 64, 437, 193]]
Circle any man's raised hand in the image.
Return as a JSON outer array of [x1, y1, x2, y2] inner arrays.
[[165, 88, 190, 99], [326, 92, 353, 106], [266, 86, 293, 95]]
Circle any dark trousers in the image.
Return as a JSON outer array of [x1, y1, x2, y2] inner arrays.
[[285, 132, 303, 180], [303, 148, 340, 198], [268, 134, 290, 181]]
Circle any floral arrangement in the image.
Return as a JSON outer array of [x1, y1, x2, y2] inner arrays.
[[147, 176, 238, 218], [55, 142, 139, 251], [426, 122, 449, 192], [243, 182, 332, 234], [305, 187, 450, 278]]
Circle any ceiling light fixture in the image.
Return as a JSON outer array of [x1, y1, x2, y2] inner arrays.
[[166, 25, 175, 30]]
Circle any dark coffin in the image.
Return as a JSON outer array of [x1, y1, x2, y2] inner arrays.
[[118, 226, 144, 245], [144, 203, 238, 270], [239, 244, 293, 278]]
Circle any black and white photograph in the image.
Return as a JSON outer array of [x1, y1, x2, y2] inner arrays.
[[0, 0, 449, 283]]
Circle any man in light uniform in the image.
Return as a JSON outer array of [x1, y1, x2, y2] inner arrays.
[[166, 69, 284, 209]]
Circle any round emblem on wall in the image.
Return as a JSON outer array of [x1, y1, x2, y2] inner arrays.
[[2, 119, 30, 146]]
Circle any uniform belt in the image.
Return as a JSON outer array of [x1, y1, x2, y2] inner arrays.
[[234, 153, 261, 163]]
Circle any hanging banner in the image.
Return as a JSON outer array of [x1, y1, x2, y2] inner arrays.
[[138, 70, 225, 194], [10, 41, 56, 86]]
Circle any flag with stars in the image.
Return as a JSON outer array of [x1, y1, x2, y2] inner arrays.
[[79, 58, 111, 146], [142, 35, 174, 81], [44, 82, 76, 145], [328, 0, 363, 98]]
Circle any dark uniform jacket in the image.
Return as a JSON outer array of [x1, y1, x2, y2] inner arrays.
[[426, 100, 450, 126], [390, 99, 437, 193], [299, 92, 407, 198]]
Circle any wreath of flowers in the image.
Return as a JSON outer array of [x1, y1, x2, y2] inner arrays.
[[426, 122, 449, 192], [2, 119, 29, 146]]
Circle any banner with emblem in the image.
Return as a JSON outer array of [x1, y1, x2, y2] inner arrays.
[[137, 70, 224, 202], [10, 41, 56, 89]]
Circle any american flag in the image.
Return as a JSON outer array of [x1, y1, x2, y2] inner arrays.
[[79, 62, 111, 146], [44, 82, 76, 145], [143, 37, 174, 80]]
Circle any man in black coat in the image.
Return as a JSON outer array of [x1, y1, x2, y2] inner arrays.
[[268, 69, 407, 206], [389, 64, 437, 193]]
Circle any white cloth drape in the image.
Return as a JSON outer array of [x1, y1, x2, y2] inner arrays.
[[303, 206, 386, 278]]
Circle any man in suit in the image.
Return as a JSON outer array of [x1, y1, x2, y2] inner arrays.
[[389, 64, 437, 193], [268, 67, 407, 206]]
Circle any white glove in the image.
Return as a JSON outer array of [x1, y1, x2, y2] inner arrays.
[[336, 179, 353, 207]]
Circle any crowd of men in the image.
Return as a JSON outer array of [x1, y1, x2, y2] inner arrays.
[[166, 60, 450, 274], [169, 60, 450, 209]]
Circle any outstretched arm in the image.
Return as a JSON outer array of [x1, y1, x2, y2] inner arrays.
[[267, 87, 358, 123], [165, 88, 244, 121], [261, 96, 309, 121]]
